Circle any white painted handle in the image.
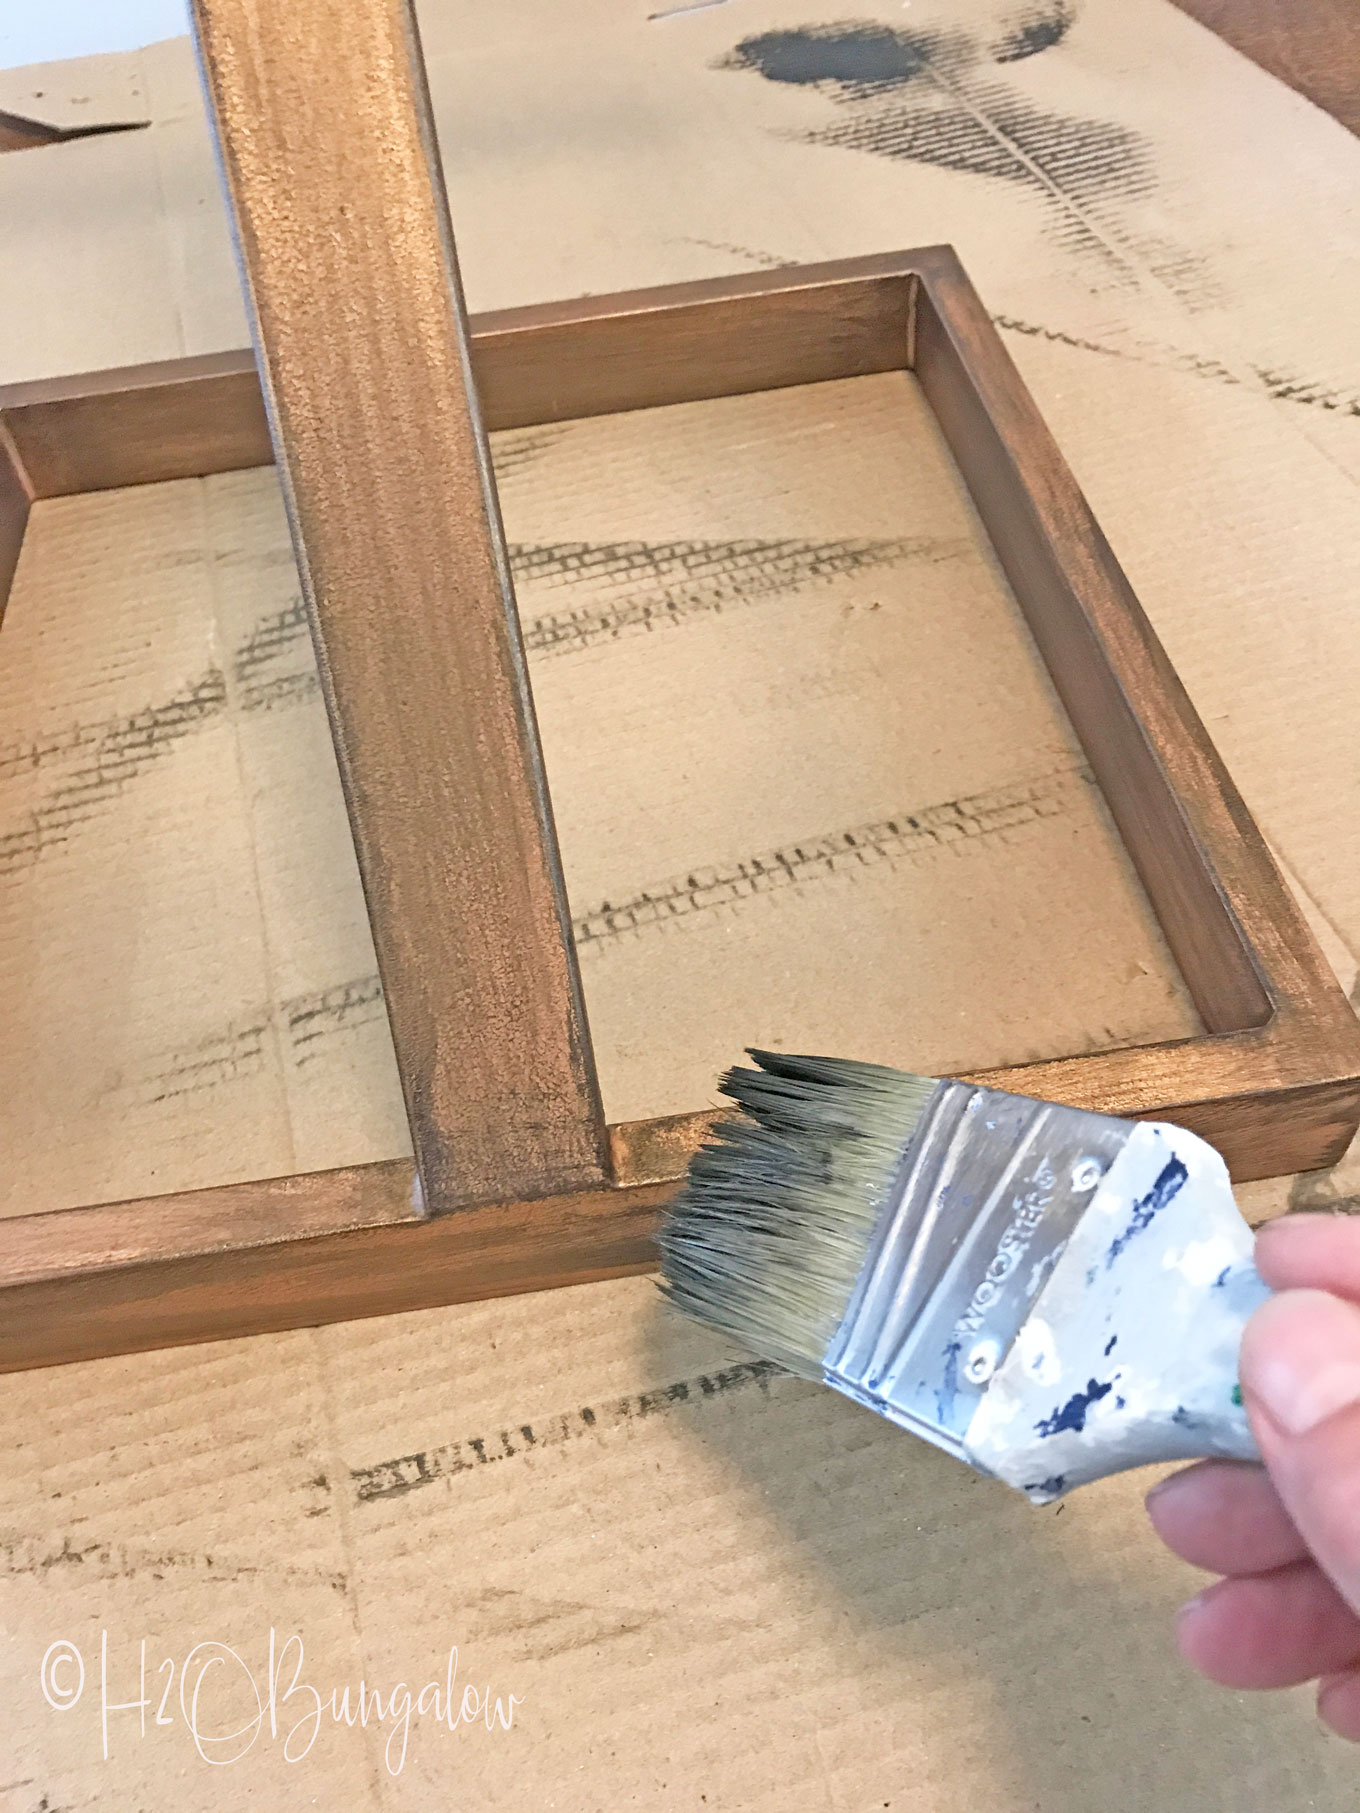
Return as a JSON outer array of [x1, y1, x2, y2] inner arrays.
[[961, 1122, 1268, 1504]]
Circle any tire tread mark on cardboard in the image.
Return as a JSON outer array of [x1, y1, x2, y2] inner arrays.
[[285, 973, 387, 1065], [0, 539, 956, 872], [0, 669, 226, 874], [230, 594, 317, 713], [106, 765, 1097, 1103], [229, 539, 940, 709], [111, 767, 1094, 1098], [997, 314, 1360, 420], [350, 1359, 788, 1504], [574, 765, 1095, 951], [0, 1529, 344, 1593], [490, 424, 571, 480], [516, 535, 969, 658], [109, 981, 386, 1107]]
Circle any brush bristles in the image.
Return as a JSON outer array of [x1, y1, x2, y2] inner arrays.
[[656, 1051, 937, 1378]]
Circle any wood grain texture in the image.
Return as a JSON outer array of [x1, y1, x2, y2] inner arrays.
[[0, 415, 31, 623], [0, 113, 148, 154], [470, 260, 917, 429], [0, 260, 915, 488], [0, 1161, 421, 1288], [609, 1111, 719, 1189], [0, 111, 62, 153], [1173, 0, 1360, 136], [1, 351, 268, 496], [0, 1174, 667, 1374], [912, 244, 1360, 1153], [0, 1057, 1348, 1373], [967, 1047, 1360, 1181], [913, 249, 1274, 1038], [3, 249, 1359, 1370], [193, 0, 607, 1209]]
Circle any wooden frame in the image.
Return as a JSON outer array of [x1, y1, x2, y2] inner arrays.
[[0, 0, 1356, 1373]]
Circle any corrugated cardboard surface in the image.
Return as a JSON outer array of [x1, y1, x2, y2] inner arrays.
[[2, 0, 1360, 1804], [0, 370, 1203, 1214]]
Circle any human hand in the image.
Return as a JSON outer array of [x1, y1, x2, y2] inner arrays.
[[1145, 1213, 1360, 1738]]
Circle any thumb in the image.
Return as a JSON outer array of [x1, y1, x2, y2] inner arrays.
[[1240, 1289, 1360, 1615]]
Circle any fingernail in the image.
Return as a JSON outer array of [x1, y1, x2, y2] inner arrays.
[[1254, 1212, 1333, 1250], [1144, 1469, 1190, 1514], [1240, 1290, 1360, 1437], [1176, 1590, 1207, 1626]]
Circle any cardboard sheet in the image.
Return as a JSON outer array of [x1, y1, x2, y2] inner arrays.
[[4, 1277, 1360, 1808], [2, 0, 1360, 1804]]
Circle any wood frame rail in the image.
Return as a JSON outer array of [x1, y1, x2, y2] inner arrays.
[[0, 0, 1356, 1372]]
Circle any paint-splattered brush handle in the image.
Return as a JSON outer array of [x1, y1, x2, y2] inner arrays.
[[819, 1083, 1267, 1504]]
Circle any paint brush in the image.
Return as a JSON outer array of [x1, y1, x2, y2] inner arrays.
[[657, 1051, 1269, 1503]]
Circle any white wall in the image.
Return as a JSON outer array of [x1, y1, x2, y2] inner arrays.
[[0, 0, 189, 71]]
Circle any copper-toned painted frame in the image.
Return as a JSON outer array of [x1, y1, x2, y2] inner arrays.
[[0, 0, 1356, 1372]]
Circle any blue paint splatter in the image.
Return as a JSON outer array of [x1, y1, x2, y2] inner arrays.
[[1214, 1265, 1230, 1288], [1024, 1474, 1068, 1497], [1035, 1377, 1113, 1436], [1103, 1334, 1118, 1356], [1106, 1157, 1188, 1267], [937, 1337, 962, 1421]]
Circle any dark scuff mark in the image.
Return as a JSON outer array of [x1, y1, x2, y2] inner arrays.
[[575, 764, 1094, 950], [1106, 1157, 1189, 1266], [720, 21, 1156, 281], [1103, 1334, 1117, 1356], [993, 3, 1076, 64], [1289, 1176, 1360, 1216], [1035, 1376, 1113, 1437], [351, 1359, 783, 1503], [720, 21, 1150, 202], [1024, 1474, 1068, 1496], [719, 22, 951, 90], [457, 1583, 658, 1666]]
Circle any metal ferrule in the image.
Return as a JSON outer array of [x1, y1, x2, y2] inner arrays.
[[821, 1080, 1135, 1461]]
